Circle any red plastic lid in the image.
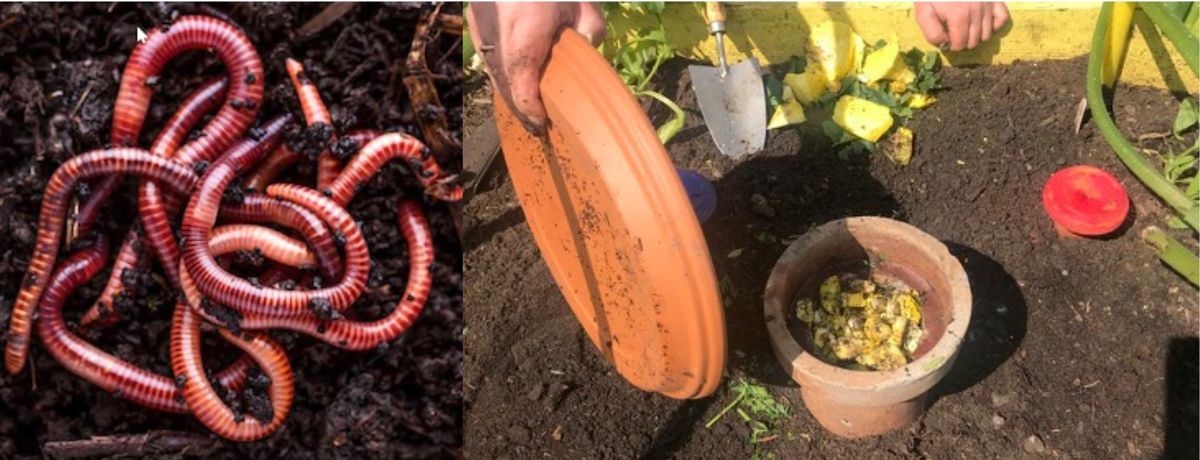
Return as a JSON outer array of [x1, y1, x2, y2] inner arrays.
[[1042, 165, 1130, 236]]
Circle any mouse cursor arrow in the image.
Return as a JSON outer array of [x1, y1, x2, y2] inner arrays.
[[136, 27, 147, 43]]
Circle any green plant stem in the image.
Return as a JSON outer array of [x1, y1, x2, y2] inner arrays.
[[1089, 3, 1200, 231], [1142, 226, 1200, 286], [705, 392, 747, 428], [1141, 2, 1200, 76], [639, 90, 686, 144], [637, 51, 668, 93]]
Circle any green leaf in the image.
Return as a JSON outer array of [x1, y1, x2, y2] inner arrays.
[[1165, 150, 1197, 182], [462, 29, 475, 65], [837, 141, 872, 160], [922, 50, 941, 72], [1174, 97, 1199, 136], [821, 119, 855, 145], [788, 55, 808, 73], [764, 74, 785, 115]]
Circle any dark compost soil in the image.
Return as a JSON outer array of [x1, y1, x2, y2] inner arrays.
[[464, 56, 1199, 459], [0, 3, 462, 458]]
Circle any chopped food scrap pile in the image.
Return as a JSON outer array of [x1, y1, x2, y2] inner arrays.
[[766, 20, 942, 164], [795, 275, 925, 371]]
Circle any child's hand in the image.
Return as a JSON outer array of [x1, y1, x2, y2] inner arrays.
[[914, 2, 1010, 51], [467, 2, 606, 134]]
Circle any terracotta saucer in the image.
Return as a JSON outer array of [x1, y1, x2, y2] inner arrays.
[[493, 29, 725, 399]]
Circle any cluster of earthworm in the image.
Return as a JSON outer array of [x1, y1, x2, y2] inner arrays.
[[2, 16, 460, 441]]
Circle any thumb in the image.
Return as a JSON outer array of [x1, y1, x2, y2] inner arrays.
[[573, 3, 608, 46], [914, 2, 948, 47], [502, 36, 554, 134]]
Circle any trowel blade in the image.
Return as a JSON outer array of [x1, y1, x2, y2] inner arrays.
[[688, 57, 767, 161]]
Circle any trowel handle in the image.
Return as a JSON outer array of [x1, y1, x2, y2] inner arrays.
[[704, 2, 729, 74], [704, 2, 726, 30]]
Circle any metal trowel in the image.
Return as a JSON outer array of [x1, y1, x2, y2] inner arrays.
[[688, 2, 766, 161]]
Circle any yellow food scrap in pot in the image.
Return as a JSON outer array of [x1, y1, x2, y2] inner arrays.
[[843, 291, 870, 308], [904, 326, 923, 354], [888, 316, 908, 346], [795, 274, 925, 371], [896, 292, 922, 323], [795, 298, 815, 323], [833, 95, 894, 142], [864, 315, 892, 345], [861, 343, 907, 370], [819, 275, 841, 314]]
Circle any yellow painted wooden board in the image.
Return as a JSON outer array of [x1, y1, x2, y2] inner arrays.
[[606, 2, 1198, 93]]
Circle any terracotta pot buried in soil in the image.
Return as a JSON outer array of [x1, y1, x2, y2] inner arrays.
[[764, 217, 971, 438]]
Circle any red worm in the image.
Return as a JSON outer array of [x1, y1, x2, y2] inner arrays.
[[79, 232, 142, 329], [243, 144, 300, 191], [284, 58, 339, 191], [332, 129, 382, 178], [170, 297, 293, 441], [181, 142, 371, 323], [171, 227, 295, 440], [219, 195, 341, 281], [83, 78, 228, 328], [36, 236, 252, 413], [243, 129, 380, 192], [151, 77, 231, 160], [189, 199, 433, 350], [6, 148, 198, 374], [256, 264, 302, 289], [326, 133, 463, 205], [210, 225, 317, 269], [75, 16, 263, 240], [138, 77, 231, 287]]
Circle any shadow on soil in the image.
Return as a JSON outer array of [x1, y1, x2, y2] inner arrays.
[[930, 243, 1027, 401], [1164, 336, 1199, 459]]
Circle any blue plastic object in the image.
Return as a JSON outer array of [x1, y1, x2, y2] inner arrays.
[[676, 167, 717, 223]]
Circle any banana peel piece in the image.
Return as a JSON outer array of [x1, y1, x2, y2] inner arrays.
[[808, 20, 865, 90], [861, 35, 917, 86], [768, 86, 807, 129], [907, 93, 937, 109], [885, 61, 917, 84], [783, 67, 829, 105], [881, 126, 914, 166], [860, 40, 901, 84], [833, 95, 894, 142]]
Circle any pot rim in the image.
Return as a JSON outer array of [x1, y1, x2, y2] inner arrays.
[[764, 217, 971, 393]]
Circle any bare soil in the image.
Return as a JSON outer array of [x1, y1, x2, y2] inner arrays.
[[464, 57, 1198, 459], [0, 3, 462, 458]]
